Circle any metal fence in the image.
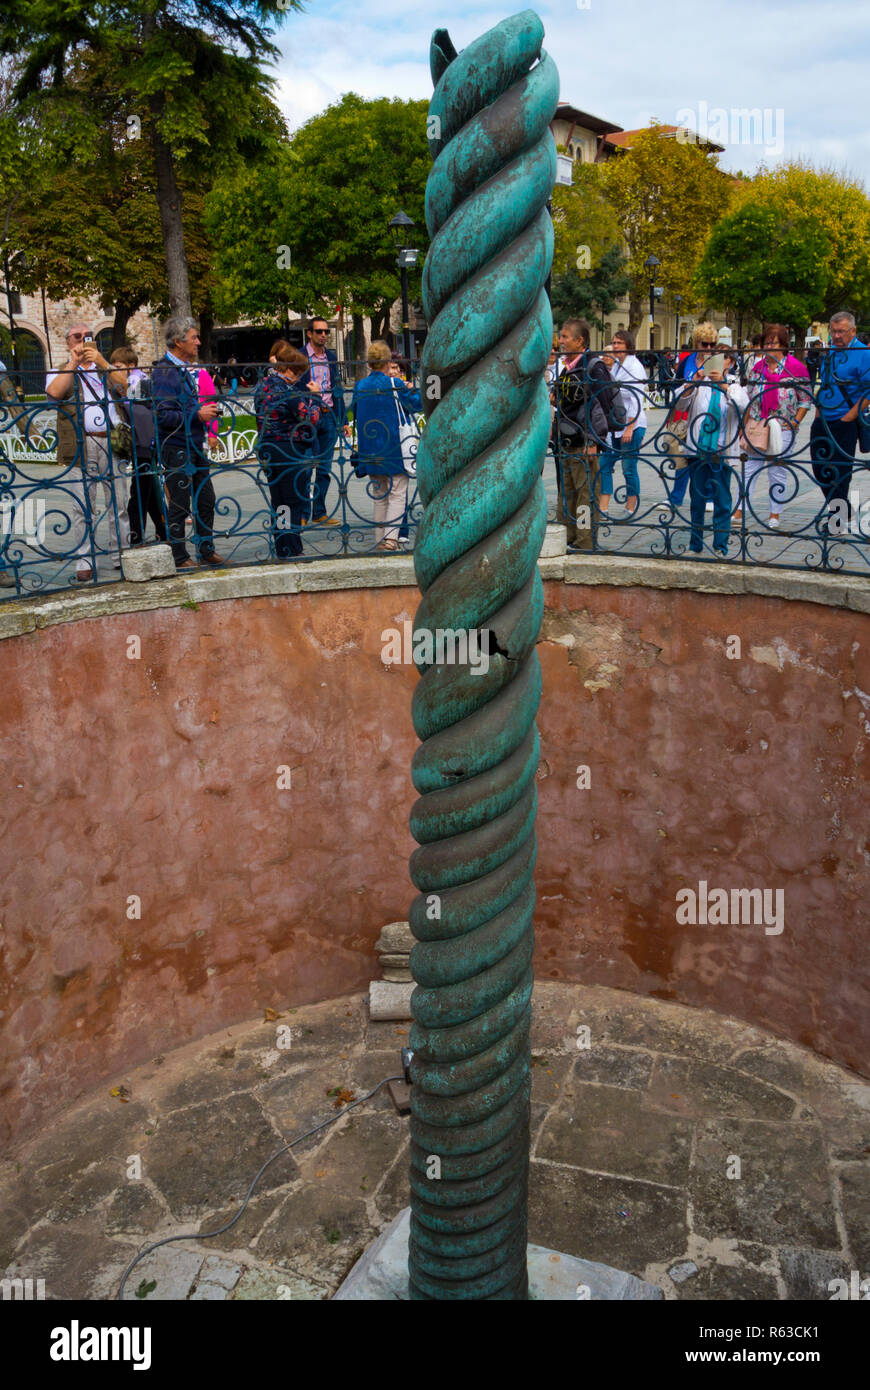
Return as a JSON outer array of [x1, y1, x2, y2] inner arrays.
[[1, 351, 868, 602]]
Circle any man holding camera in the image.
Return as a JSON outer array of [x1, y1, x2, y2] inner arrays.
[[46, 324, 130, 582], [152, 315, 226, 570]]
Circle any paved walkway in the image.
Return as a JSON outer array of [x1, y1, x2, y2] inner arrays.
[[2, 982, 868, 1301]]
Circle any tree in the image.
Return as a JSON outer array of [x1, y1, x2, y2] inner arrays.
[[551, 160, 623, 279], [695, 203, 831, 337], [0, 1, 296, 316], [550, 245, 631, 334], [731, 162, 870, 327], [206, 94, 431, 358], [600, 127, 733, 330]]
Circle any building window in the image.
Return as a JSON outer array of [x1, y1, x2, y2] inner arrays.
[[8, 291, 21, 316], [96, 328, 114, 358]]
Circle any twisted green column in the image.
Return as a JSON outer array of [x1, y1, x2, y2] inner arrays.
[[406, 10, 558, 1301]]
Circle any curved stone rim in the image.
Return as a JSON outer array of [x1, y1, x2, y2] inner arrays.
[[1, 545, 867, 642]]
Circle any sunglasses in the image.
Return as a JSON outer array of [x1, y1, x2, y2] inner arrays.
[[699, 341, 717, 349], [311, 329, 328, 335]]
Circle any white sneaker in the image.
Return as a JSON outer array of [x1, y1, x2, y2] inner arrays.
[[767, 515, 780, 528]]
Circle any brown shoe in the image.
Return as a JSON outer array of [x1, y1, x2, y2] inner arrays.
[[311, 516, 340, 526], [75, 566, 95, 582], [175, 559, 195, 570], [200, 552, 227, 566]]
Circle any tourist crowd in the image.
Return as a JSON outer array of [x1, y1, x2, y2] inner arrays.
[[551, 311, 870, 554], [1, 306, 868, 587]]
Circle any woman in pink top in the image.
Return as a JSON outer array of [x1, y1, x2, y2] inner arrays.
[[198, 366, 221, 448]]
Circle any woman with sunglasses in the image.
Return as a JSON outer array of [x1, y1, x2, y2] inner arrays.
[[736, 324, 809, 529], [598, 330, 647, 516]]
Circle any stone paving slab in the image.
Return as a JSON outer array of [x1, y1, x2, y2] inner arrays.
[[1, 981, 868, 1301]]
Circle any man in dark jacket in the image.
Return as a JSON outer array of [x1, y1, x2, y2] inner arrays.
[[152, 315, 226, 570], [299, 317, 349, 524], [555, 319, 625, 550]]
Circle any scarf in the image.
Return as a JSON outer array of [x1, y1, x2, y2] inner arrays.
[[697, 383, 723, 457]]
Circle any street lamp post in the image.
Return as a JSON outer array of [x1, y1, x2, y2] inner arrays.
[[674, 293, 682, 353], [389, 211, 419, 363], [644, 253, 660, 353]]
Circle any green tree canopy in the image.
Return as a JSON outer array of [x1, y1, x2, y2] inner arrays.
[[695, 202, 831, 337], [0, 1, 295, 315], [732, 161, 870, 323], [206, 94, 431, 352], [550, 245, 631, 335], [600, 127, 733, 329]]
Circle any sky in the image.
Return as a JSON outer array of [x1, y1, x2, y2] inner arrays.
[[267, 0, 870, 184]]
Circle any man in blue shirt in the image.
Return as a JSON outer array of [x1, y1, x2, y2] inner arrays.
[[152, 316, 226, 570], [811, 311, 870, 530]]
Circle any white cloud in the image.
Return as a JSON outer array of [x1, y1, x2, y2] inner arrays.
[[271, 0, 870, 181]]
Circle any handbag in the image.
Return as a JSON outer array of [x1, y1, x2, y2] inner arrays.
[[392, 380, 417, 476]]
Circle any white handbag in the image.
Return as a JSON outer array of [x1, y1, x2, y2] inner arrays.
[[766, 417, 784, 457], [392, 381, 417, 476]]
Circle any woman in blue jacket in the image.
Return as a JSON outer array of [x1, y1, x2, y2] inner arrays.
[[254, 344, 320, 558], [352, 340, 420, 550]]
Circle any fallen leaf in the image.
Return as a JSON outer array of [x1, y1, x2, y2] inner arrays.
[[315, 1169, 326, 1178], [209, 710, 219, 723], [263, 1007, 284, 1023], [332, 1088, 356, 1109], [109, 1085, 131, 1103]]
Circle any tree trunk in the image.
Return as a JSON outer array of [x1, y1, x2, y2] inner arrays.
[[148, 97, 192, 318], [199, 306, 214, 363], [628, 287, 642, 336], [352, 313, 366, 378], [111, 299, 134, 350], [792, 325, 807, 360]]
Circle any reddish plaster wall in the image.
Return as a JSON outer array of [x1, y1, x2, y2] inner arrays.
[[1, 581, 868, 1142]]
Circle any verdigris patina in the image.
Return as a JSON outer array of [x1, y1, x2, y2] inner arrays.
[[406, 9, 558, 1300]]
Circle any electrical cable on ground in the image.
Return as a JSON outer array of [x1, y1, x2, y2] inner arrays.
[[117, 1072, 405, 1300]]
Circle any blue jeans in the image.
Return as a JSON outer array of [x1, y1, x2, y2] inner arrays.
[[310, 413, 339, 520], [597, 427, 644, 502], [668, 460, 691, 508], [688, 456, 733, 554]]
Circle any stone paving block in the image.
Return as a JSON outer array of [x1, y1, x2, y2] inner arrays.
[[647, 1056, 795, 1121], [196, 1192, 286, 1254], [158, 1044, 266, 1111], [104, 1181, 168, 1237], [530, 1054, 573, 1104], [5, 1223, 137, 1301], [838, 1162, 870, 1270], [690, 1120, 838, 1249], [573, 1043, 655, 1090], [373, 1142, 411, 1226], [231, 1268, 328, 1300], [295, 1109, 408, 1195], [671, 1261, 780, 1300], [574, 994, 763, 1063], [779, 1246, 854, 1301], [529, 1162, 688, 1271], [235, 994, 367, 1060], [189, 1254, 242, 1299], [22, 1101, 149, 1182], [255, 1183, 376, 1287], [365, 1020, 412, 1051], [127, 1244, 205, 1301], [536, 1083, 693, 1186], [145, 1092, 297, 1220]]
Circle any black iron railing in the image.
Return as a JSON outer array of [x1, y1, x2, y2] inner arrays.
[[1, 351, 868, 601]]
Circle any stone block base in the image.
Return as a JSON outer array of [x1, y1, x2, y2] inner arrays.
[[369, 980, 413, 1020], [121, 544, 176, 582], [333, 1208, 663, 1300]]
